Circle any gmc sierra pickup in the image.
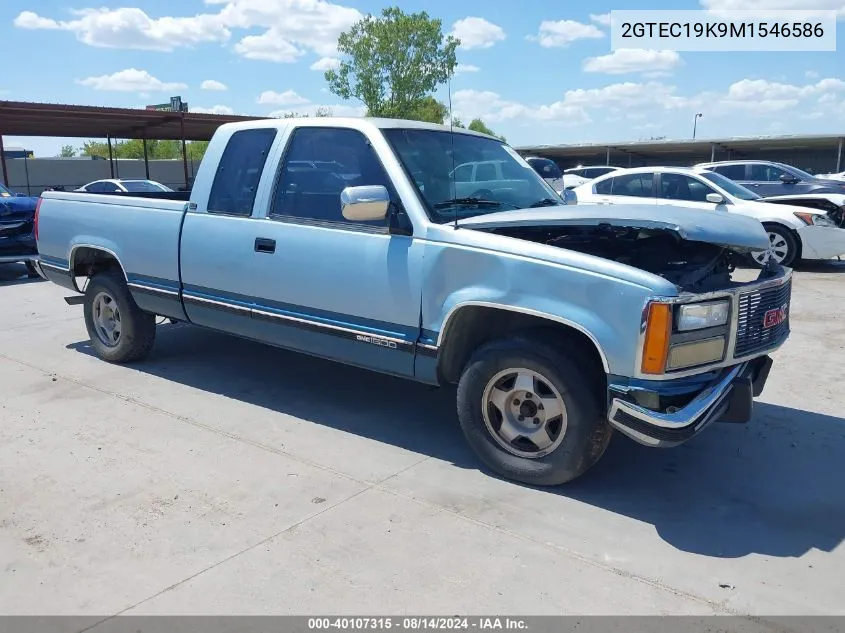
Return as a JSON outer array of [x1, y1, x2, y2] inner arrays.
[[34, 117, 792, 485]]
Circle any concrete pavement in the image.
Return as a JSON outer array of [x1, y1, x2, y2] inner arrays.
[[1, 261, 843, 617]]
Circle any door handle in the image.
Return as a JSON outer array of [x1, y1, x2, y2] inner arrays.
[[254, 237, 276, 254]]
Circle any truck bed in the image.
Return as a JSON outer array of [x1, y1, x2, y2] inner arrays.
[[36, 191, 188, 297]]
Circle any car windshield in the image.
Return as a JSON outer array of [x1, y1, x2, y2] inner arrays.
[[0, 183, 12, 196], [783, 164, 816, 180], [121, 180, 170, 192], [382, 128, 562, 222], [699, 171, 760, 201]]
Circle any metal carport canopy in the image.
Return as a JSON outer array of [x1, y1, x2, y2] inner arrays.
[[0, 100, 270, 141]]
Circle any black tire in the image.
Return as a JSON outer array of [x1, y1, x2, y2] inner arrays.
[[25, 261, 39, 277], [456, 334, 612, 486], [83, 272, 156, 363], [749, 224, 799, 268]]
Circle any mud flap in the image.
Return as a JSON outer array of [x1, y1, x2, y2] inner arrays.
[[719, 356, 772, 424]]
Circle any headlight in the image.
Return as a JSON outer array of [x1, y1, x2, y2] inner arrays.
[[676, 300, 730, 331], [794, 211, 837, 228]]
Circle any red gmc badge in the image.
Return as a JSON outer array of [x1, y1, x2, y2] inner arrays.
[[763, 304, 788, 329]]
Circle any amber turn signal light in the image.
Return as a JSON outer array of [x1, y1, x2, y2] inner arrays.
[[641, 302, 672, 375]]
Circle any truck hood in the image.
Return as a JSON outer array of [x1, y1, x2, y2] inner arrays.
[[455, 203, 771, 252]]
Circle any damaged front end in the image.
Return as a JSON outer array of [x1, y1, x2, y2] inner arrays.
[[456, 204, 792, 447]]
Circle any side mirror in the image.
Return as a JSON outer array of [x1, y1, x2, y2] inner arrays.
[[706, 193, 725, 204], [341, 185, 390, 222], [780, 173, 799, 184]]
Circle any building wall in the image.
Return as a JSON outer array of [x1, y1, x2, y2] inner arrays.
[[526, 141, 844, 175], [1, 157, 202, 195]]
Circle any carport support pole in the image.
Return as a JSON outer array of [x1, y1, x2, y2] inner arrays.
[[0, 134, 8, 187], [711, 143, 716, 162], [837, 138, 843, 173], [180, 114, 189, 189], [107, 136, 115, 178], [143, 138, 150, 180], [606, 147, 610, 165]]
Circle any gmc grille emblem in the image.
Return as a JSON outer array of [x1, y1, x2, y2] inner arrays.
[[762, 304, 788, 329]]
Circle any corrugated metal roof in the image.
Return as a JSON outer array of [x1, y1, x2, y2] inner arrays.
[[0, 100, 272, 141]]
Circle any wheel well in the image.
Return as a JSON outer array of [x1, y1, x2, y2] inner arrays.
[[761, 222, 802, 260], [71, 247, 126, 287], [437, 306, 607, 385]]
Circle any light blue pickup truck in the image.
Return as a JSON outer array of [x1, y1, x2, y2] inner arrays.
[[34, 118, 792, 485]]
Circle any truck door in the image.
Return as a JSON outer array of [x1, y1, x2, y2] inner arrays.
[[179, 127, 280, 338], [245, 125, 425, 378]]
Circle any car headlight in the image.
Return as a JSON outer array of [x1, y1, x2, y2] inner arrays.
[[676, 300, 730, 332], [794, 211, 837, 228]]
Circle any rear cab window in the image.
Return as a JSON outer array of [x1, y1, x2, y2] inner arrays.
[[207, 128, 278, 216]]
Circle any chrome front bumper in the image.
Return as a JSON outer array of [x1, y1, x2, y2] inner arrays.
[[607, 356, 772, 447]]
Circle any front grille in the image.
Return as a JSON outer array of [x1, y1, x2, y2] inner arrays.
[[733, 279, 791, 358]]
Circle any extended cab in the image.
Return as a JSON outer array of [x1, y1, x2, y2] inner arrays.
[[34, 118, 792, 486]]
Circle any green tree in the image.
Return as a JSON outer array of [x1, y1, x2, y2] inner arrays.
[[325, 7, 459, 120], [467, 118, 505, 142], [277, 107, 334, 119], [79, 139, 209, 161], [450, 117, 465, 128], [58, 144, 77, 158], [404, 96, 448, 124]]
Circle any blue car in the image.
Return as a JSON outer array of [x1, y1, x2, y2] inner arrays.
[[0, 183, 40, 275]]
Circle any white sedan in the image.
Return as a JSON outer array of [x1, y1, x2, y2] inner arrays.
[[571, 166, 845, 267], [75, 179, 174, 194]]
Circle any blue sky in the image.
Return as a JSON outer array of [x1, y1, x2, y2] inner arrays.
[[3, 0, 844, 156]]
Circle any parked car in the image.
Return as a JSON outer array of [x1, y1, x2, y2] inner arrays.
[[75, 179, 174, 193], [572, 166, 845, 267], [523, 157, 588, 192], [35, 117, 790, 486], [816, 171, 845, 182], [564, 165, 625, 179], [0, 182, 39, 275], [695, 160, 845, 197]]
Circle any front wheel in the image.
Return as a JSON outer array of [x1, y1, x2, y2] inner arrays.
[[83, 272, 156, 363], [750, 224, 799, 268], [456, 335, 612, 486]]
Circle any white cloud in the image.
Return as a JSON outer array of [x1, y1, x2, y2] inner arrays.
[[15, 0, 363, 59], [456, 64, 481, 73], [14, 8, 229, 51], [528, 20, 605, 48], [700, 0, 845, 18], [806, 70, 820, 79], [310, 56, 341, 71], [191, 105, 235, 115], [76, 68, 187, 92], [201, 79, 228, 91], [450, 17, 506, 49], [452, 89, 590, 126], [583, 49, 683, 75], [257, 89, 310, 106], [590, 13, 612, 26], [235, 30, 303, 62]]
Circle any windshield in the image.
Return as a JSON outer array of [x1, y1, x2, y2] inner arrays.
[[122, 180, 170, 192], [699, 171, 760, 200], [382, 128, 562, 223], [527, 158, 563, 179], [0, 183, 13, 196], [783, 164, 817, 180]]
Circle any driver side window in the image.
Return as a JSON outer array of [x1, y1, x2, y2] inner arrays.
[[659, 173, 717, 203], [271, 127, 394, 227], [749, 164, 788, 182]]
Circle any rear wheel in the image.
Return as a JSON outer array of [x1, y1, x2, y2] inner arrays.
[[83, 272, 156, 363], [750, 224, 799, 268], [456, 335, 612, 486]]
